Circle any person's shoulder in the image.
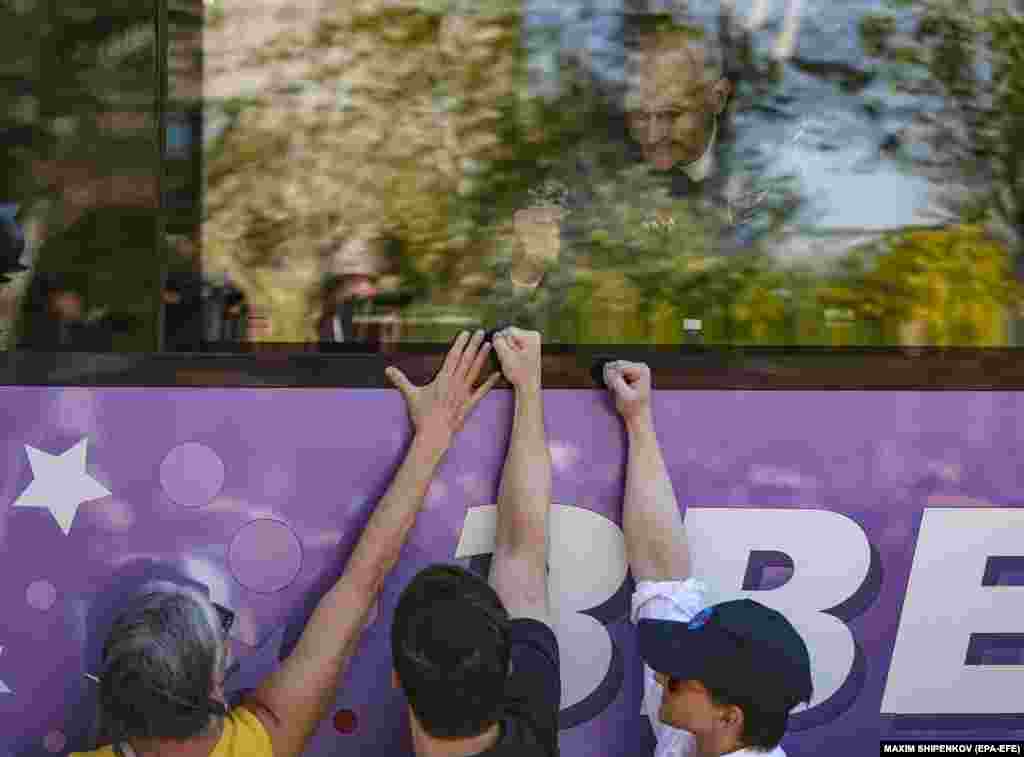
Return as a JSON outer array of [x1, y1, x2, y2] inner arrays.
[[506, 617, 560, 665], [217, 703, 275, 757], [734, 746, 787, 757], [476, 739, 556, 757], [67, 748, 117, 757], [507, 616, 557, 639], [502, 619, 560, 755], [473, 718, 559, 757]]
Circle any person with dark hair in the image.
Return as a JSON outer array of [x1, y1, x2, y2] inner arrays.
[[0, 203, 28, 286], [71, 330, 502, 757], [317, 273, 373, 343], [390, 326, 560, 756], [602, 360, 812, 757], [161, 270, 205, 350]]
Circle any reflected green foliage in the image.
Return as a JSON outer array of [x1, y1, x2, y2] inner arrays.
[[859, 0, 1024, 266], [2, 0, 159, 350], [16, 207, 165, 351], [820, 225, 1023, 345], [10, 0, 1023, 349]]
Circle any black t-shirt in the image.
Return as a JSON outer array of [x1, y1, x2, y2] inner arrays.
[[474, 618, 561, 757]]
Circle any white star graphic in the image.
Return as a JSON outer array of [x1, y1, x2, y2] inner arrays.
[[0, 645, 10, 694], [12, 438, 111, 535]]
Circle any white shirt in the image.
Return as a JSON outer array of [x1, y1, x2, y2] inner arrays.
[[681, 121, 717, 183], [631, 578, 788, 757]]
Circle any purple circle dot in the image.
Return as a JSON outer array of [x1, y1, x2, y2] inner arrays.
[[26, 580, 57, 611], [228, 520, 303, 594], [43, 731, 66, 753], [161, 443, 225, 508]]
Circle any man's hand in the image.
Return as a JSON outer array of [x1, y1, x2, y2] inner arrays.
[[386, 330, 501, 443], [604, 360, 653, 426], [511, 207, 563, 290], [492, 327, 542, 392]]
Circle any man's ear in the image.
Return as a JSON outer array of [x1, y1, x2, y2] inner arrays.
[[710, 77, 732, 115], [392, 668, 401, 690]]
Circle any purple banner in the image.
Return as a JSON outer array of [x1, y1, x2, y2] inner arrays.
[[2, 387, 1024, 756]]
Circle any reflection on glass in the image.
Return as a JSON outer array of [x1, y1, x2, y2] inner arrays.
[[3, 0, 159, 351], [191, 0, 1023, 347], [6, 0, 1023, 351]]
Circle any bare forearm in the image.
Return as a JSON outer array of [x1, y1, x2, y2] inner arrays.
[[343, 430, 448, 592], [260, 431, 448, 753], [251, 585, 366, 750], [495, 387, 552, 555], [290, 430, 447, 666], [623, 411, 691, 582]]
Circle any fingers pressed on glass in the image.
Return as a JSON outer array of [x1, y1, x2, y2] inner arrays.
[[467, 341, 492, 382], [460, 330, 486, 378], [442, 331, 471, 376], [470, 372, 501, 408]]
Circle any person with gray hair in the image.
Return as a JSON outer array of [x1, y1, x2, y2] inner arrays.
[[82, 588, 237, 757], [71, 330, 501, 757]]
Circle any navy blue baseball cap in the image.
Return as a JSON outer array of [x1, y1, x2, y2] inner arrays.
[[638, 599, 813, 709]]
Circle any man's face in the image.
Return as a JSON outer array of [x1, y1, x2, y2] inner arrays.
[[627, 36, 731, 171], [50, 290, 83, 321], [340, 274, 378, 300], [511, 206, 563, 288]]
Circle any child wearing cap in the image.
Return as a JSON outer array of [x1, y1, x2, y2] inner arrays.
[[603, 360, 813, 757]]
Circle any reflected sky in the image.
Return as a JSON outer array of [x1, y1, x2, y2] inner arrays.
[[528, 0, 936, 239], [5, 0, 1015, 352]]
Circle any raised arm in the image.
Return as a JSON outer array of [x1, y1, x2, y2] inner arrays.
[[605, 361, 690, 582], [489, 327, 553, 624], [242, 331, 500, 757]]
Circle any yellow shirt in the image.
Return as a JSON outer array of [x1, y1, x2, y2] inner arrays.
[[69, 706, 272, 757]]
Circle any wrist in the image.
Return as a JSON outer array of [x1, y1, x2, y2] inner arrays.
[[513, 379, 542, 395], [624, 408, 654, 435], [412, 427, 452, 458]]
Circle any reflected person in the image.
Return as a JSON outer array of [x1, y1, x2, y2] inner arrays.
[[505, 20, 736, 326]]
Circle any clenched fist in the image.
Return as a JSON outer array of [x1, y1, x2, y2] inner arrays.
[[492, 327, 542, 392], [604, 360, 652, 425]]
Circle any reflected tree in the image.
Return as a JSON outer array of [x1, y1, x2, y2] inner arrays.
[[820, 224, 1023, 345], [2, 0, 160, 349], [859, 0, 1024, 274]]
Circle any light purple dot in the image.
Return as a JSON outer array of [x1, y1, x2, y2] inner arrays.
[[26, 580, 57, 611], [228, 520, 303, 594], [161, 443, 225, 508], [43, 731, 65, 753]]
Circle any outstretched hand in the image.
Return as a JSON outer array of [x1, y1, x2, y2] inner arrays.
[[386, 330, 501, 443]]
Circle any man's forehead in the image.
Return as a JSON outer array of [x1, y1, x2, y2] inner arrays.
[[627, 89, 707, 112], [625, 35, 716, 106], [625, 79, 709, 112]]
